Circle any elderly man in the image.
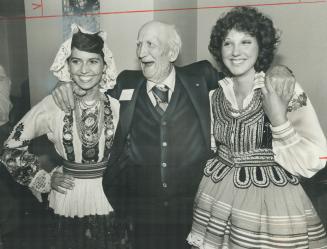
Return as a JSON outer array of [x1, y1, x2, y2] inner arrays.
[[52, 21, 294, 249]]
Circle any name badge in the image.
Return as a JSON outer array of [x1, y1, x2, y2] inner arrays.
[[119, 89, 134, 101]]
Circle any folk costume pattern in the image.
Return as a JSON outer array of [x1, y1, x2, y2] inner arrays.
[[187, 77, 327, 249], [1, 95, 128, 249], [62, 95, 115, 164]]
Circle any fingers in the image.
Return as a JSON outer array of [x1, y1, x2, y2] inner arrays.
[[267, 75, 283, 96], [282, 76, 295, 95], [274, 79, 283, 96], [51, 81, 75, 111], [51, 86, 67, 112], [53, 186, 67, 194], [266, 65, 294, 96], [265, 78, 275, 94], [51, 172, 75, 194], [282, 79, 295, 102], [62, 82, 74, 110]]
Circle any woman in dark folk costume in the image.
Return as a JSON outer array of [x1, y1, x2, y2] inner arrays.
[[187, 7, 327, 249]]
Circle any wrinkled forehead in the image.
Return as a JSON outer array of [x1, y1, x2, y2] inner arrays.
[[137, 23, 168, 44]]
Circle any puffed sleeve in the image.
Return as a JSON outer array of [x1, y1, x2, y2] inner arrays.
[[272, 82, 327, 178], [1, 95, 56, 196]]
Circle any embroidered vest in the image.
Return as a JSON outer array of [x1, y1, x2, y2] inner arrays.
[[205, 87, 299, 188]]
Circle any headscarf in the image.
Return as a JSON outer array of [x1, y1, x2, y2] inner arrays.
[[50, 23, 117, 92]]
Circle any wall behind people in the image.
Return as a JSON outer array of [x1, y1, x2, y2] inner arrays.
[[0, 14, 28, 98], [153, 0, 197, 66], [196, 0, 327, 134], [24, 0, 63, 106], [100, 0, 154, 72]]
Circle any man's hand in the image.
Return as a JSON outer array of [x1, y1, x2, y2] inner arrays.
[[51, 171, 75, 194], [51, 81, 86, 112], [265, 65, 295, 96], [261, 65, 295, 127]]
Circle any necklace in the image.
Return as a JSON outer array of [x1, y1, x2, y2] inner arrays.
[[75, 96, 104, 148], [62, 93, 115, 162]]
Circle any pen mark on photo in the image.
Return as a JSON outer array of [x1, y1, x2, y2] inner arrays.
[[0, 0, 325, 21]]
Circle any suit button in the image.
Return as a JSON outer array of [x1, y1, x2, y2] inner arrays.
[[162, 182, 168, 188], [163, 201, 169, 207], [161, 162, 167, 167], [162, 121, 167, 126], [162, 142, 167, 147]]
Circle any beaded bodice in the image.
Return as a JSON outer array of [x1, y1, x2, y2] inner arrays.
[[62, 94, 114, 163]]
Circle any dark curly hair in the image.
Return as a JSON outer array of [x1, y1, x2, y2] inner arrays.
[[209, 7, 279, 76]]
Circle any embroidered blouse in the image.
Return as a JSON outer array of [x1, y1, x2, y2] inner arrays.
[[1, 94, 119, 194]]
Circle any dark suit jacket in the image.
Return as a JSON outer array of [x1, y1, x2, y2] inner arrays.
[[103, 60, 222, 221]]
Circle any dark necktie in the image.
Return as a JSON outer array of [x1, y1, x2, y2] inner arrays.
[[152, 85, 169, 115]]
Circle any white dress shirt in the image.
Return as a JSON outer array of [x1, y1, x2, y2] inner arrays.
[[146, 67, 176, 106]]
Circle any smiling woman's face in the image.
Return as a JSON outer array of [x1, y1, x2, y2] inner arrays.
[[68, 47, 105, 91], [222, 29, 259, 79]]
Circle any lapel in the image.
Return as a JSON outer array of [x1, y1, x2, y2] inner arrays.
[[175, 67, 211, 149], [119, 74, 146, 139]]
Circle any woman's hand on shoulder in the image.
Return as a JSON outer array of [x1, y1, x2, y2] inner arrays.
[[51, 171, 75, 194], [265, 65, 295, 97]]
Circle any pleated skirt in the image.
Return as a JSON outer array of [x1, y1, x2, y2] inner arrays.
[[187, 167, 327, 249]]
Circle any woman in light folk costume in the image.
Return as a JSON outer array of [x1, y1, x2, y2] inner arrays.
[[187, 7, 327, 249], [1, 24, 130, 249]]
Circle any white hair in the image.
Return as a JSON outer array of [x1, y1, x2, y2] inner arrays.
[[166, 24, 182, 56]]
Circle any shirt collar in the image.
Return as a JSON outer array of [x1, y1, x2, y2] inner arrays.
[[220, 72, 265, 92], [147, 67, 176, 93], [219, 72, 265, 111]]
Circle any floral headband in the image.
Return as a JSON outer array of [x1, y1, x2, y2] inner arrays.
[[50, 23, 117, 91]]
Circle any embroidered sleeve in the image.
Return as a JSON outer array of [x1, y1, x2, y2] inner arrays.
[[2, 96, 55, 194], [272, 82, 327, 177]]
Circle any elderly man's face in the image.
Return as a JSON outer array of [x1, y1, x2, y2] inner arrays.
[[136, 23, 173, 83]]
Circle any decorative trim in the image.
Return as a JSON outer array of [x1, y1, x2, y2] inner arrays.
[[287, 92, 307, 112], [62, 110, 75, 161]]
